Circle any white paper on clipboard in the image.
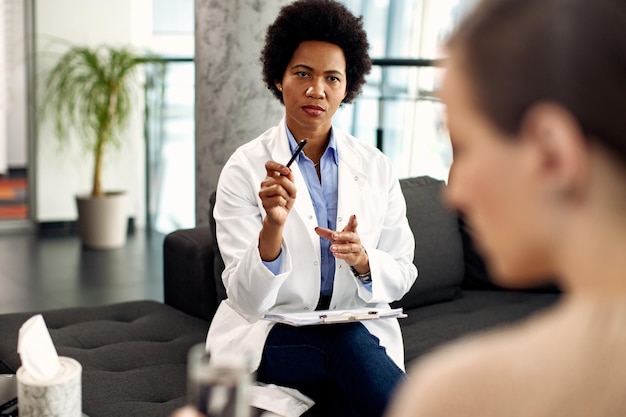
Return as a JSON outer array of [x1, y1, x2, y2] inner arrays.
[[263, 307, 407, 327]]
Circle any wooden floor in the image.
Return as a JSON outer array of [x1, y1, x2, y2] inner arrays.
[[0, 229, 165, 314]]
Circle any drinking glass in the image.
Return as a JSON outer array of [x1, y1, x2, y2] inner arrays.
[[187, 344, 252, 417]]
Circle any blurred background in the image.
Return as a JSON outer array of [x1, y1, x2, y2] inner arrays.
[[0, 0, 478, 235]]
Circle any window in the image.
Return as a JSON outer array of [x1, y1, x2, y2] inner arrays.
[[337, 0, 477, 181], [152, 0, 194, 33]]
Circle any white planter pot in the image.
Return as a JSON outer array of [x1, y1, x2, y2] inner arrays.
[[75, 192, 128, 249]]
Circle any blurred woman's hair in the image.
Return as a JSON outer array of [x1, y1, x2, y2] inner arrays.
[[447, 0, 626, 164]]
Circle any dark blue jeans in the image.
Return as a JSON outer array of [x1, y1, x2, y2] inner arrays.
[[256, 322, 406, 417]]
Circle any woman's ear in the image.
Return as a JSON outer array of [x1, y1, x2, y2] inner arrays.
[[519, 102, 589, 201], [275, 82, 283, 92]]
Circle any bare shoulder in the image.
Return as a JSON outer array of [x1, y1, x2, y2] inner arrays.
[[387, 299, 626, 417], [388, 310, 562, 417], [387, 333, 509, 417]]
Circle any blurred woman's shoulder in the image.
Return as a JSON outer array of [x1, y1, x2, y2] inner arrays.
[[389, 298, 626, 417]]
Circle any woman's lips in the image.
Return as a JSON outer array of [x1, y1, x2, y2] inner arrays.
[[302, 105, 325, 116]]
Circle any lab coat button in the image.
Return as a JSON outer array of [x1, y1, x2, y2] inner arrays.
[[304, 307, 310, 311], [308, 214, 313, 220], [332, 306, 337, 310], [338, 217, 343, 223], [313, 261, 319, 266], [354, 176, 359, 181]]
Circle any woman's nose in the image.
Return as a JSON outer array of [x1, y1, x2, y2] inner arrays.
[[306, 81, 325, 99]]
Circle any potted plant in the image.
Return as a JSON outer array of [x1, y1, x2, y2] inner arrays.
[[40, 44, 164, 249]]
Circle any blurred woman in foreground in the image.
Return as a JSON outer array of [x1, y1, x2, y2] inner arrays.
[[388, 0, 626, 415]]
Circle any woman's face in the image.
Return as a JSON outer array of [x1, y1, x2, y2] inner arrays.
[[442, 54, 555, 286], [277, 40, 347, 138]]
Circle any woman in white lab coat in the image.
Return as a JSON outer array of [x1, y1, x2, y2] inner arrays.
[[206, 1, 417, 416]]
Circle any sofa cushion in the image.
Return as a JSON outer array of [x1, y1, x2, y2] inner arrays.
[[392, 176, 465, 309], [400, 290, 560, 365], [458, 217, 561, 294], [0, 300, 208, 417], [392, 176, 464, 310], [458, 216, 500, 290]]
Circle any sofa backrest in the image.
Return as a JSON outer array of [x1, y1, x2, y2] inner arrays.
[[210, 175, 472, 309], [391, 176, 465, 309], [186, 177, 555, 323], [209, 191, 227, 304]]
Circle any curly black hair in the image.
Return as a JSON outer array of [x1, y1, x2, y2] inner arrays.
[[261, 0, 372, 104]]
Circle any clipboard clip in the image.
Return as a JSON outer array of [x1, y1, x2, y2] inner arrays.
[[318, 310, 380, 323]]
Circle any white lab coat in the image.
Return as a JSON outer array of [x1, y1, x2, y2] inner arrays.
[[206, 119, 417, 412]]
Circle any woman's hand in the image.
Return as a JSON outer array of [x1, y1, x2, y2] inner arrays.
[[315, 214, 370, 273], [258, 160, 297, 261], [169, 406, 203, 417], [258, 160, 297, 226]]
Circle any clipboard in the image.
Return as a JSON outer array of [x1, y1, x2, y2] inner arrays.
[[263, 307, 407, 327]]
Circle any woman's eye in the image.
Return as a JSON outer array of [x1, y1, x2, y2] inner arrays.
[[328, 76, 340, 82], [297, 71, 309, 77]]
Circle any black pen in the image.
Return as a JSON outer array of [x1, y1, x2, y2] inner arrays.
[[285, 139, 308, 168]]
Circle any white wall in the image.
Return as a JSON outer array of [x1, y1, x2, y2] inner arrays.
[[0, 0, 25, 174], [35, 0, 147, 225], [0, 0, 6, 175], [5, 0, 28, 169]]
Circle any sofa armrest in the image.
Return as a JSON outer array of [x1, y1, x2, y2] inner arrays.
[[163, 226, 219, 322]]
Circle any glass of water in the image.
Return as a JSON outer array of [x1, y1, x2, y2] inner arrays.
[[187, 344, 252, 417]]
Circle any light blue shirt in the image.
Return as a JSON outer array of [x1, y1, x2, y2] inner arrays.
[[264, 125, 372, 294], [263, 126, 338, 297]]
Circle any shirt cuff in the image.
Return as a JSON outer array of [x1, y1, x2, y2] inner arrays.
[[262, 249, 283, 275]]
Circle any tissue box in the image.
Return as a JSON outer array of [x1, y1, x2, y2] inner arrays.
[[17, 356, 82, 417]]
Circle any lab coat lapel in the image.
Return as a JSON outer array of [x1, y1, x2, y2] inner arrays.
[[332, 132, 370, 303], [336, 132, 369, 227], [270, 119, 319, 250], [271, 118, 294, 165]]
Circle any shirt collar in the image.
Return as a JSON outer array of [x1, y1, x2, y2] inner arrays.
[[286, 125, 338, 165]]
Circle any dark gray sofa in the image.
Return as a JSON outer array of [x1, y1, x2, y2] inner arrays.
[[165, 175, 560, 362], [0, 176, 559, 417]]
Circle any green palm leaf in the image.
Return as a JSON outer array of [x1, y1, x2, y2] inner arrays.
[[42, 44, 165, 197]]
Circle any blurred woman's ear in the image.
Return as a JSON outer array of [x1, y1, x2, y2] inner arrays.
[[518, 102, 589, 202]]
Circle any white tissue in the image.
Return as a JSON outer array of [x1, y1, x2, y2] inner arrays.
[[17, 314, 61, 381]]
